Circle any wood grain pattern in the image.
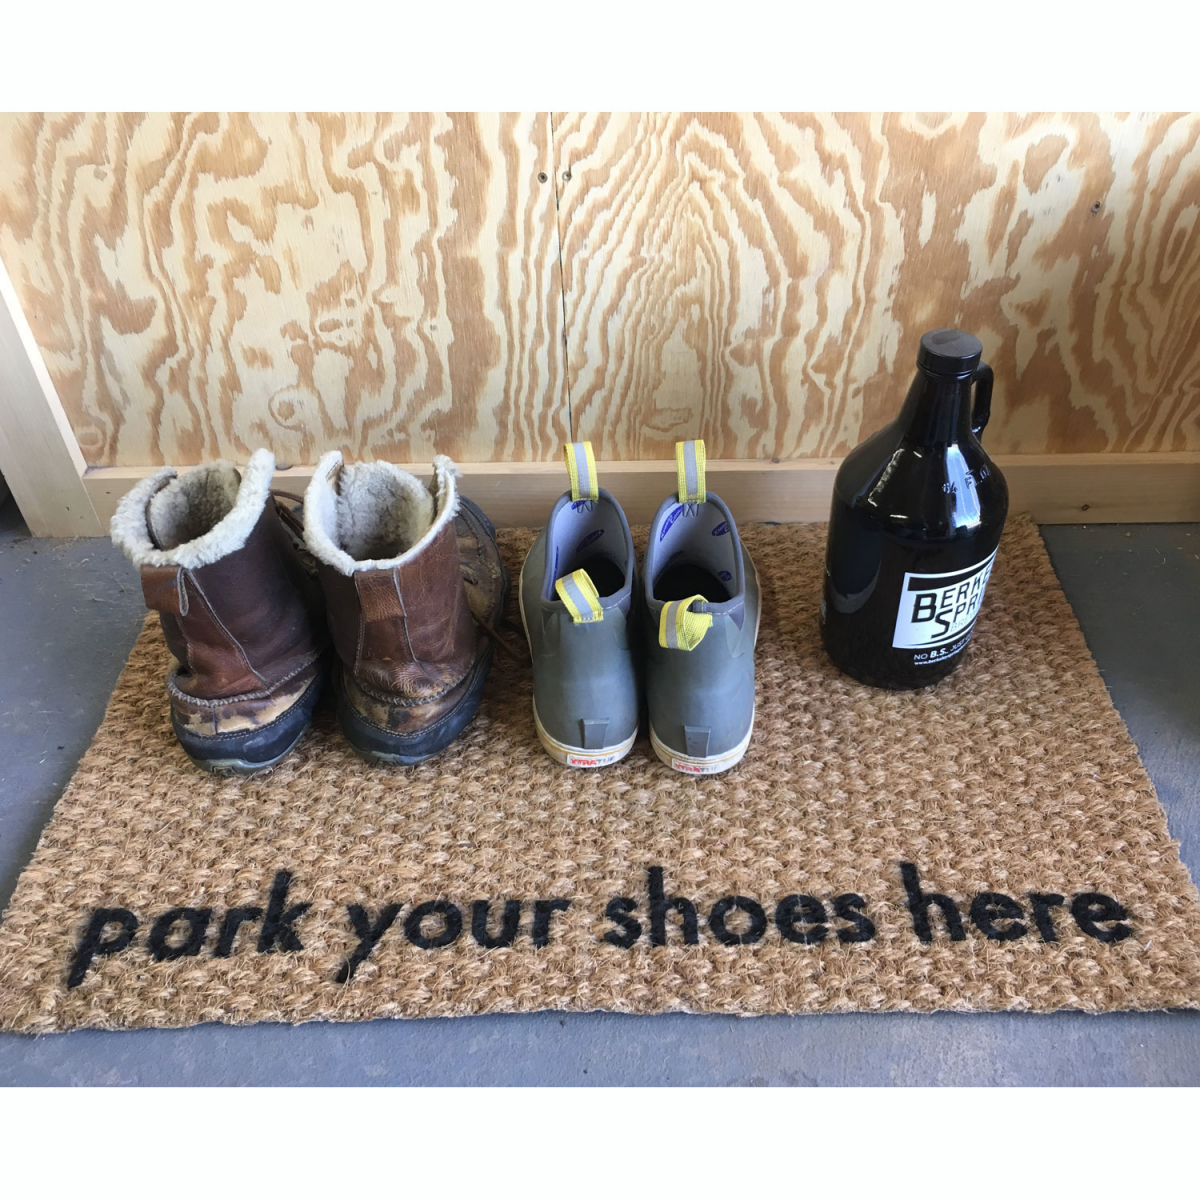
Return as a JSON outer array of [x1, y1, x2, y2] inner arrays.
[[553, 112, 1200, 459], [3, 112, 1199, 476], [0, 113, 566, 467]]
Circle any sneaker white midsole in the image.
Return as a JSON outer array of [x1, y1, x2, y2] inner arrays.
[[533, 703, 636, 768], [649, 712, 754, 776]]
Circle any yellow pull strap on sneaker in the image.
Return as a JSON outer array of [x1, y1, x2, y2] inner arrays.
[[556, 568, 605, 624]]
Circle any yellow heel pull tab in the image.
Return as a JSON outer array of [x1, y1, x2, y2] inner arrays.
[[564, 442, 598, 502], [555, 569, 604, 624], [659, 594, 712, 650], [676, 439, 707, 504]]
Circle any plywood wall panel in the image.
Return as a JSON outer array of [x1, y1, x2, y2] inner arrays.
[[2, 112, 1198, 472], [552, 112, 1200, 460], [0, 112, 567, 467]]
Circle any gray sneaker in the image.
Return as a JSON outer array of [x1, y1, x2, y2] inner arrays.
[[519, 442, 639, 768], [643, 440, 759, 774]]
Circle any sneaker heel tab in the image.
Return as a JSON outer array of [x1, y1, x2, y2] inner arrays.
[[675, 439, 707, 504], [563, 441, 599, 502]]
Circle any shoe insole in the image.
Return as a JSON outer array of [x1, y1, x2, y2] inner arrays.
[[654, 563, 731, 603], [568, 553, 626, 598]]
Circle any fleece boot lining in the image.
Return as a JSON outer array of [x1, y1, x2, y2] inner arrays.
[[147, 464, 243, 550], [304, 452, 459, 575], [109, 449, 276, 571], [330, 463, 435, 561]]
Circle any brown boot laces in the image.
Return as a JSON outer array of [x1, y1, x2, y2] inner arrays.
[[473, 610, 531, 665]]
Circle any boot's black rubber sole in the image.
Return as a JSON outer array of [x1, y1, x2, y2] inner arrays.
[[335, 644, 495, 766], [172, 671, 325, 776]]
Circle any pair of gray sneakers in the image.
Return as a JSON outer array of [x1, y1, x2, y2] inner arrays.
[[520, 441, 759, 775]]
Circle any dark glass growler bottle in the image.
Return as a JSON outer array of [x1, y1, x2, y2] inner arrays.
[[820, 329, 1008, 689]]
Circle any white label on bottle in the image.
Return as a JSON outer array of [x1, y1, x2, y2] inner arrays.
[[891, 550, 997, 657]]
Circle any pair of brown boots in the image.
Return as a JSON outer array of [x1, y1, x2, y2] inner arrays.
[[111, 450, 507, 774]]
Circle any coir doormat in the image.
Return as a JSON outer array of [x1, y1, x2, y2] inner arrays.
[[2, 516, 1200, 1032]]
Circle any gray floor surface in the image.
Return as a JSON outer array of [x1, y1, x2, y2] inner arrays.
[[0, 497, 1197, 1086]]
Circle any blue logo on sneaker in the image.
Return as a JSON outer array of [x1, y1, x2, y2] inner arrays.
[[659, 505, 684, 541], [718, 570, 733, 582], [712, 521, 729, 536], [571, 500, 594, 512], [577, 528, 604, 550]]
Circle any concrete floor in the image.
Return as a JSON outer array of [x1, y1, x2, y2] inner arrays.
[[0, 496, 1197, 1085]]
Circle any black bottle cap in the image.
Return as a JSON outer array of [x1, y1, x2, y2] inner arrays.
[[917, 328, 983, 377]]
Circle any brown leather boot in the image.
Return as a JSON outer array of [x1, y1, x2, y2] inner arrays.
[[111, 450, 329, 774], [303, 452, 507, 764]]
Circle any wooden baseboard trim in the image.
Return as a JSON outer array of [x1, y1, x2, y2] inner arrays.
[[82, 452, 1200, 531]]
